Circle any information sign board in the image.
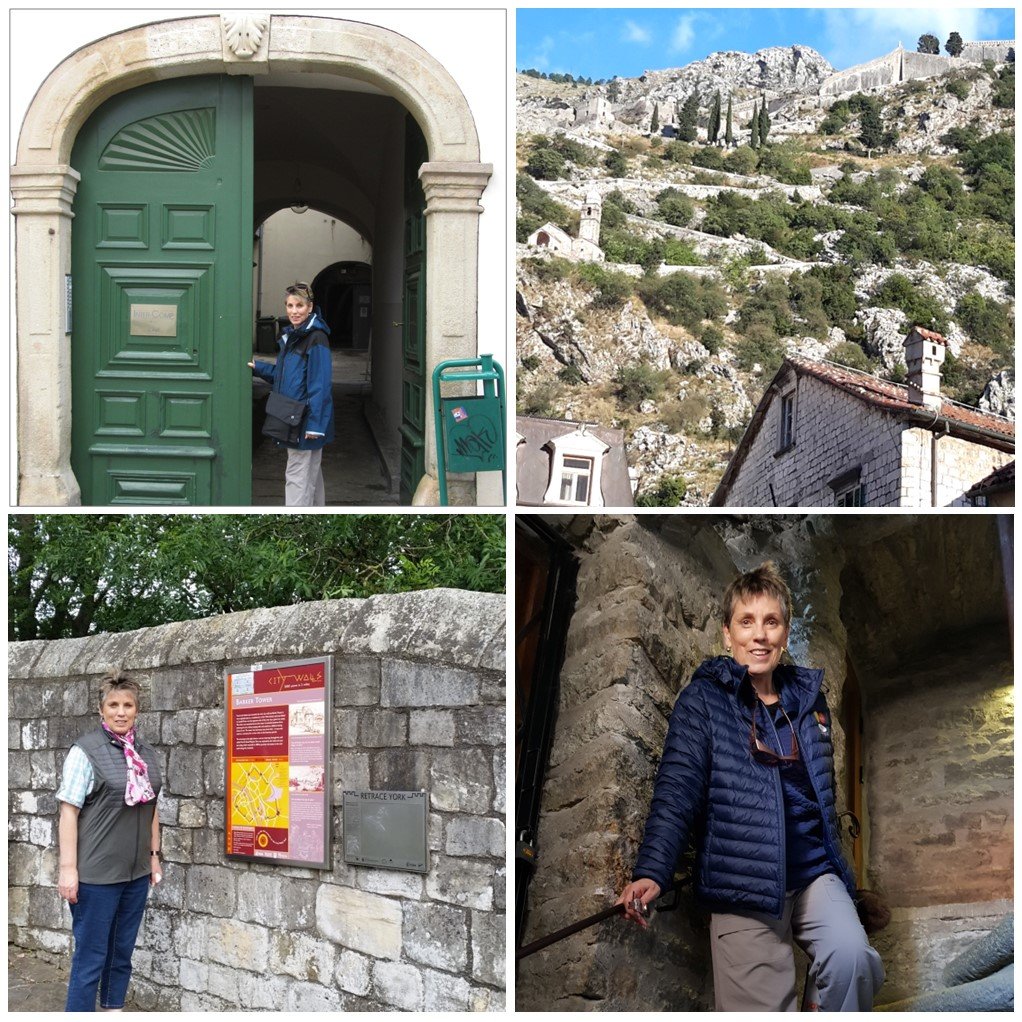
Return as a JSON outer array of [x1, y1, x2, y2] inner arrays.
[[225, 657, 332, 869], [342, 790, 428, 873]]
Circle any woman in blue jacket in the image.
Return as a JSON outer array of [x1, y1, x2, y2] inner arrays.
[[250, 282, 335, 506], [617, 562, 884, 1011]]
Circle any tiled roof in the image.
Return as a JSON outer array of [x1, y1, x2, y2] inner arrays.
[[907, 326, 948, 345], [787, 357, 1015, 444], [965, 460, 1015, 496]]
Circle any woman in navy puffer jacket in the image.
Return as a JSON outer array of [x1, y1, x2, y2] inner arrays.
[[617, 562, 884, 1011]]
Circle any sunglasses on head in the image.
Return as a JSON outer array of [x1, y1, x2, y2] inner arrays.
[[286, 282, 313, 300]]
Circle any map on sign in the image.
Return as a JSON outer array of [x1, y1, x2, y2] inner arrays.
[[224, 657, 332, 869], [230, 762, 288, 828]]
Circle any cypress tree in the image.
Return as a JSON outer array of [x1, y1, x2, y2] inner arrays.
[[750, 100, 760, 147], [759, 95, 771, 145], [708, 90, 721, 143], [679, 92, 700, 141], [651, 102, 660, 134], [725, 94, 734, 146]]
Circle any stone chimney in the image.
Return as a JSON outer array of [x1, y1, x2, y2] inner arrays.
[[903, 326, 947, 409]]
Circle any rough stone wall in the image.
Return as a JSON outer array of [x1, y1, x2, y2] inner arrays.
[[517, 516, 856, 1011], [900, 429, 1013, 507], [960, 40, 1014, 62], [864, 629, 1012, 1002], [820, 50, 900, 97], [8, 590, 506, 1012], [900, 50, 960, 80], [723, 374, 905, 507]]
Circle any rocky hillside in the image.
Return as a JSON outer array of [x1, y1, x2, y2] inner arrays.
[[516, 44, 1015, 505]]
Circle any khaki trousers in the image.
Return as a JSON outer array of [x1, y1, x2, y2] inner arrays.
[[285, 447, 325, 506], [709, 873, 884, 1011]]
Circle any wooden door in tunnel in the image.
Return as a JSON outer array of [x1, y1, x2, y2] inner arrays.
[[399, 115, 428, 503], [71, 76, 253, 505]]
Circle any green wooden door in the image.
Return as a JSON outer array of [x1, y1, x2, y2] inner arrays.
[[71, 76, 253, 505], [399, 116, 428, 503]]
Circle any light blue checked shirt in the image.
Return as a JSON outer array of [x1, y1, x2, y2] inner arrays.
[[55, 745, 95, 808]]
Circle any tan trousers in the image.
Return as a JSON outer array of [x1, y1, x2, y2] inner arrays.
[[285, 447, 325, 506], [709, 873, 884, 1011]]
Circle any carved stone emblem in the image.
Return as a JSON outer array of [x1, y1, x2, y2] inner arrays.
[[222, 15, 269, 58]]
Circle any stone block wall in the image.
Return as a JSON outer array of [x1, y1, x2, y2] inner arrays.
[[723, 374, 905, 507], [8, 590, 506, 1012], [864, 629, 1013, 1001], [900, 429, 1013, 507]]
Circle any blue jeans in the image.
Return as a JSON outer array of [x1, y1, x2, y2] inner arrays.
[[66, 875, 150, 1011]]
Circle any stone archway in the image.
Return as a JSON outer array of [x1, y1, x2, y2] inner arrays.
[[12, 13, 492, 505]]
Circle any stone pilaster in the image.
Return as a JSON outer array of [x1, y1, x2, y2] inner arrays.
[[11, 166, 82, 505], [416, 162, 493, 506]]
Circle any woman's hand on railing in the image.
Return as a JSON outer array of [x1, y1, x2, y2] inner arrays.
[[615, 877, 661, 928]]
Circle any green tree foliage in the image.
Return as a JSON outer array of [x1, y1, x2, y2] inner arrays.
[[607, 79, 621, 102], [991, 63, 1015, 109], [945, 32, 964, 58], [954, 293, 1014, 354], [604, 148, 628, 177], [678, 93, 700, 142], [664, 140, 694, 164], [875, 274, 948, 333], [525, 147, 567, 181], [708, 91, 722, 143], [613, 362, 670, 408], [758, 97, 771, 145], [516, 174, 575, 242], [858, 103, 884, 151], [946, 77, 971, 100], [638, 273, 728, 329], [8, 515, 506, 641], [750, 101, 760, 148], [756, 140, 812, 185], [635, 473, 688, 506], [691, 147, 726, 171], [828, 341, 874, 372], [654, 187, 695, 227], [725, 95, 734, 146], [651, 102, 660, 134], [725, 145, 758, 176], [572, 261, 636, 308], [918, 33, 940, 54]]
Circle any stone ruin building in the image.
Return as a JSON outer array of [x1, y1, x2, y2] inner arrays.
[[516, 513, 1012, 1010]]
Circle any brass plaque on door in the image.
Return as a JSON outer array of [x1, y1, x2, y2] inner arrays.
[[129, 304, 177, 336]]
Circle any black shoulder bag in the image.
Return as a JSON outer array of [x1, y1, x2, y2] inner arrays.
[[262, 336, 310, 445]]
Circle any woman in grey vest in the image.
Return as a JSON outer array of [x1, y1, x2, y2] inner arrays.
[[56, 671, 163, 1011]]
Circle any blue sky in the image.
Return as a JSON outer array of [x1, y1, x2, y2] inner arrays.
[[517, 8, 1015, 78]]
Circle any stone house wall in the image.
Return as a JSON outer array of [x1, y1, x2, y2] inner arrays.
[[900, 429, 1013, 507], [8, 590, 506, 1012], [723, 374, 905, 507]]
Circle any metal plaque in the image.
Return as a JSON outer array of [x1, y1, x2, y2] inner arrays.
[[441, 394, 503, 472], [224, 657, 333, 870], [342, 790, 428, 873], [129, 303, 178, 336]]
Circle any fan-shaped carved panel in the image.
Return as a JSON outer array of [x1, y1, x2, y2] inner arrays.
[[99, 108, 216, 172]]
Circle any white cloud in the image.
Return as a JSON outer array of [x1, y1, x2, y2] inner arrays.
[[624, 19, 652, 45], [822, 8, 1002, 69], [670, 14, 696, 54], [527, 34, 556, 71]]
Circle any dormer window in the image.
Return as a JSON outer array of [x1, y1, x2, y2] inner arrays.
[[542, 427, 611, 507], [559, 456, 594, 503]]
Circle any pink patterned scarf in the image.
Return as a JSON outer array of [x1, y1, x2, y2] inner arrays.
[[102, 723, 156, 805]]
